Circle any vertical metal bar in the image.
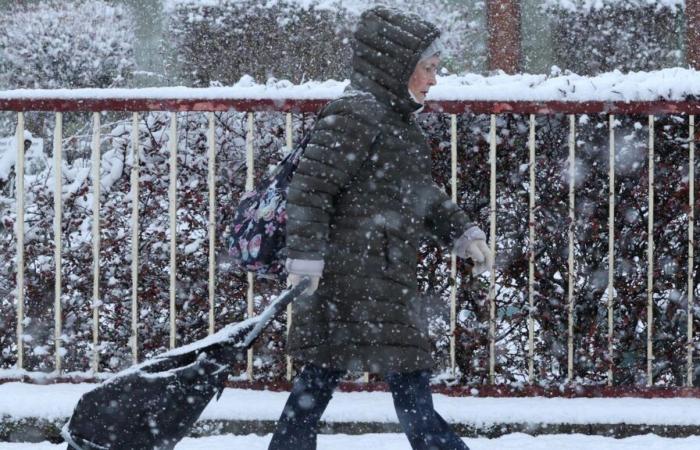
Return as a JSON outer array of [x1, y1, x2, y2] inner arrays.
[[647, 114, 655, 387], [246, 112, 255, 381], [91, 112, 101, 372], [285, 112, 294, 382], [246, 113, 255, 192], [528, 114, 536, 384], [567, 114, 575, 383], [54, 113, 63, 373], [169, 113, 177, 349], [608, 114, 616, 386], [488, 114, 497, 383], [130, 112, 140, 363], [688, 115, 695, 387], [449, 114, 458, 377], [15, 113, 24, 370], [208, 112, 216, 336]]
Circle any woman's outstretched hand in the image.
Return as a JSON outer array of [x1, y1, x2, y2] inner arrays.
[[453, 226, 494, 276], [286, 273, 320, 296], [284, 258, 324, 295]]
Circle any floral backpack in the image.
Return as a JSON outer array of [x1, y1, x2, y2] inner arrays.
[[226, 133, 312, 277]]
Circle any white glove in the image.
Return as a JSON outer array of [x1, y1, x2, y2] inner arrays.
[[462, 240, 493, 275], [286, 273, 320, 296], [285, 258, 323, 295], [454, 226, 494, 276]]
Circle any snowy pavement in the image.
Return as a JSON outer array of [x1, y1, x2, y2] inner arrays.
[[2, 382, 700, 448], [2, 382, 700, 427], [1, 433, 700, 450]]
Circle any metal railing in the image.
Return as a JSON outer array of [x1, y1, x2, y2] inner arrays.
[[1, 94, 699, 390]]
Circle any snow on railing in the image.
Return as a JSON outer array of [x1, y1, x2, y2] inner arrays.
[[2, 69, 700, 388]]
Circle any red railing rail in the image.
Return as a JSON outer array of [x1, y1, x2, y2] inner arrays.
[[2, 97, 700, 114]]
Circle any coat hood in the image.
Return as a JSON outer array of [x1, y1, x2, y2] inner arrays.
[[351, 6, 440, 117]]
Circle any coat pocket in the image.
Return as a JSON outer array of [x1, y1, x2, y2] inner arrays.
[[289, 293, 328, 350]]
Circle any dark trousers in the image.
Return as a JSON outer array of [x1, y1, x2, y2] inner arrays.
[[268, 364, 469, 450]]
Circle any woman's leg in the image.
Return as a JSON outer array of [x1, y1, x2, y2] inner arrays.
[[268, 364, 344, 450], [385, 370, 469, 450]]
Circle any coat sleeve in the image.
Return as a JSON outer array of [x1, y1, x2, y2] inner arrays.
[[422, 182, 475, 249], [286, 96, 380, 261]]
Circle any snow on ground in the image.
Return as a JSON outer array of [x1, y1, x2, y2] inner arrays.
[[2, 433, 700, 450], [2, 382, 700, 427], [1, 68, 699, 103], [3, 383, 700, 448]]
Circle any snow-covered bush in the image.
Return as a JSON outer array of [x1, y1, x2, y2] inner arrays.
[[545, 0, 684, 75], [441, 111, 698, 387], [0, 106, 319, 374], [163, 0, 485, 86], [0, 0, 135, 90], [0, 0, 137, 151]]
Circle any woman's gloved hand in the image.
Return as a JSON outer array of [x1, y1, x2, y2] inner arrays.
[[453, 226, 494, 276], [286, 273, 320, 295], [285, 259, 324, 295]]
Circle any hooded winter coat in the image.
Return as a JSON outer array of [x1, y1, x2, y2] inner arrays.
[[285, 6, 473, 373]]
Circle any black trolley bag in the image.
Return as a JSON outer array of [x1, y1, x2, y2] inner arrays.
[[62, 278, 310, 450]]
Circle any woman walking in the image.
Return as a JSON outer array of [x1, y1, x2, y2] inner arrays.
[[271, 6, 492, 450]]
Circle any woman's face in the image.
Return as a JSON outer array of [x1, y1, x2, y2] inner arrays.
[[408, 55, 440, 104]]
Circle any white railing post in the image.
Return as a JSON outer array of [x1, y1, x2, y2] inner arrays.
[[91, 112, 101, 372], [169, 113, 178, 349], [528, 114, 536, 384], [15, 112, 25, 370], [285, 112, 294, 382], [689, 115, 695, 388], [488, 114, 497, 383], [130, 112, 140, 363], [647, 114, 655, 387], [54, 113, 63, 373], [567, 114, 576, 383], [608, 114, 616, 386], [449, 113, 459, 377], [208, 112, 216, 336], [246, 112, 255, 381]]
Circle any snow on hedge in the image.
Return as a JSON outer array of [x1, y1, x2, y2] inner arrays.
[[0, 69, 698, 103], [0, 0, 135, 89], [163, 0, 485, 78], [164, 0, 476, 19], [544, 0, 685, 13]]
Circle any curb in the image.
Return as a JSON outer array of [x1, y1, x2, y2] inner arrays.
[[3, 417, 700, 444]]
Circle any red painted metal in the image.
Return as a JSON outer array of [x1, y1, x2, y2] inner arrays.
[[424, 100, 700, 115], [1, 93, 700, 398], [1, 97, 700, 115], [0, 98, 331, 113]]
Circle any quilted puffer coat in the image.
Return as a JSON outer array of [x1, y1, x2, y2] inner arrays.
[[285, 6, 473, 373]]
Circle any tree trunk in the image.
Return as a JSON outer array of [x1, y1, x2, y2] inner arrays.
[[487, 0, 522, 74], [688, 0, 700, 69]]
